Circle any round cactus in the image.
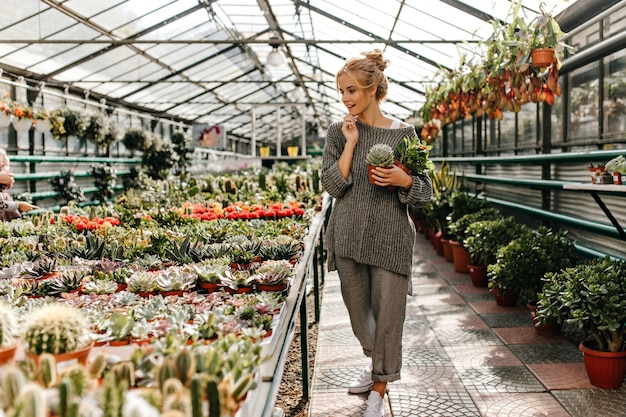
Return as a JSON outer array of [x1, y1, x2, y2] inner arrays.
[[365, 143, 394, 167], [24, 304, 90, 355]]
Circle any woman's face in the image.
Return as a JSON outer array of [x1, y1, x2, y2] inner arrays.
[[337, 73, 375, 117]]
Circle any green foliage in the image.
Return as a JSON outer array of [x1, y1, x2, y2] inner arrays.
[[536, 257, 626, 352], [122, 128, 149, 152], [50, 171, 86, 205], [51, 108, 87, 140], [463, 216, 530, 267], [395, 136, 434, 174], [91, 164, 117, 203], [487, 227, 576, 300], [142, 141, 177, 180]]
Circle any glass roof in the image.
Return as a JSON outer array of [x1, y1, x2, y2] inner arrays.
[[0, 0, 578, 144]]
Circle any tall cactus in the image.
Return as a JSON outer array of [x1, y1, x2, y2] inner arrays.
[[1, 365, 26, 409], [36, 353, 57, 388], [12, 383, 46, 417], [174, 349, 195, 387], [190, 374, 204, 417], [206, 377, 220, 417]]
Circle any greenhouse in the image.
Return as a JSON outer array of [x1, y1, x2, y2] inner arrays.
[[0, 0, 625, 416]]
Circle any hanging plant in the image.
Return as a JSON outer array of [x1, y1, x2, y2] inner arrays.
[[90, 164, 117, 203], [50, 171, 86, 205], [51, 107, 87, 140]]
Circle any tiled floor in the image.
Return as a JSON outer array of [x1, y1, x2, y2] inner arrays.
[[308, 235, 626, 416]]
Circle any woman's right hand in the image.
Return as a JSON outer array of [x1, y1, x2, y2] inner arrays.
[[0, 171, 14, 188], [341, 115, 358, 145]]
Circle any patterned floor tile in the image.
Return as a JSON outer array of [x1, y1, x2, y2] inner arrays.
[[457, 366, 545, 394], [308, 391, 391, 416], [445, 345, 524, 367], [469, 301, 528, 315], [471, 392, 572, 417], [527, 363, 596, 390], [481, 313, 534, 328], [493, 327, 568, 345], [509, 343, 583, 364], [428, 313, 490, 330], [388, 390, 481, 417], [435, 328, 504, 347], [552, 388, 626, 417]]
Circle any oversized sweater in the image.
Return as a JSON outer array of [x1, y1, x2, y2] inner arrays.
[[321, 119, 433, 278]]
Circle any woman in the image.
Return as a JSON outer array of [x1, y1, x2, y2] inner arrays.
[[321, 50, 432, 417], [0, 149, 37, 219]]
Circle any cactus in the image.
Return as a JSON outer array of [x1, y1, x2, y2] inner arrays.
[[258, 171, 266, 190], [174, 349, 196, 387], [23, 304, 89, 355], [88, 350, 108, 380], [162, 378, 184, 397], [112, 361, 135, 389], [61, 365, 88, 397], [12, 382, 46, 417], [206, 377, 220, 417], [1, 365, 26, 408], [190, 374, 203, 417], [365, 143, 394, 167], [163, 391, 191, 416], [58, 377, 72, 417], [312, 168, 320, 194], [36, 353, 57, 388], [157, 358, 178, 393], [0, 302, 16, 347]]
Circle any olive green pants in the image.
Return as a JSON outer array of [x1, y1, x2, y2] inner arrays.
[[335, 256, 408, 383]]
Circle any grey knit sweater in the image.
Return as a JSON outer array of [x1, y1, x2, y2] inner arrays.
[[321, 119, 433, 278]]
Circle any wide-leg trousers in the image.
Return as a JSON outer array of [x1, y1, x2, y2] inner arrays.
[[335, 256, 408, 383]]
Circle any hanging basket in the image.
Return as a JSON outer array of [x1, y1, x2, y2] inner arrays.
[[12, 118, 32, 132], [0, 113, 11, 127], [33, 119, 51, 133], [531, 48, 555, 69]]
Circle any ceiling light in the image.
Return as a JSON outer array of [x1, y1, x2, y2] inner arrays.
[[290, 84, 305, 102], [267, 36, 286, 67]]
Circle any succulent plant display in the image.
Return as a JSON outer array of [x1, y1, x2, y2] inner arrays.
[[127, 271, 159, 293], [19, 257, 58, 279], [23, 303, 90, 355], [81, 279, 118, 295], [194, 259, 229, 284], [47, 270, 87, 296], [365, 143, 394, 167], [261, 237, 302, 261], [156, 267, 197, 292], [250, 260, 293, 287]]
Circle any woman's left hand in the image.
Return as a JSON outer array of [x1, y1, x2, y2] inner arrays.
[[370, 165, 413, 190]]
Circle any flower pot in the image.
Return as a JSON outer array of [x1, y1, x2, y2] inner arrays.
[[0, 344, 18, 365], [432, 230, 444, 256], [161, 290, 185, 297], [579, 340, 626, 388], [441, 238, 454, 262], [613, 172, 622, 185], [116, 283, 128, 292], [450, 240, 470, 273], [531, 48, 554, 69], [223, 285, 254, 294], [135, 291, 157, 298], [527, 301, 562, 336], [26, 341, 94, 367], [468, 264, 488, 287], [199, 281, 220, 293], [366, 164, 379, 184], [287, 146, 299, 157], [33, 119, 51, 133], [256, 283, 288, 292], [492, 286, 519, 307], [0, 113, 11, 127], [259, 146, 270, 157], [12, 118, 32, 132], [109, 338, 131, 347], [387, 160, 411, 191]]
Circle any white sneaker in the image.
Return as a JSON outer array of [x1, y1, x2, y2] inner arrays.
[[363, 390, 385, 417], [348, 363, 373, 394]]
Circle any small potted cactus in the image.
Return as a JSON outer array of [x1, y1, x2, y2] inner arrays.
[[0, 303, 18, 365], [365, 143, 394, 184], [23, 303, 93, 366]]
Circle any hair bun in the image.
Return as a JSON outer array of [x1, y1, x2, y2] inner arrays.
[[362, 49, 390, 71]]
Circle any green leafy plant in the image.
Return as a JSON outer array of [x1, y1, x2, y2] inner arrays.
[[535, 257, 626, 352], [605, 155, 626, 174], [50, 171, 86, 205], [395, 136, 434, 174], [464, 216, 530, 267], [487, 227, 576, 300], [90, 164, 117, 203]]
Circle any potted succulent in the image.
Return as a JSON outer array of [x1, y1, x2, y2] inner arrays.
[[535, 257, 626, 388], [250, 259, 293, 292], [0, 303, 18, 365], [194, 259, 229, 292], [23, 303, 93, 366], [365, 143, 394, 185]]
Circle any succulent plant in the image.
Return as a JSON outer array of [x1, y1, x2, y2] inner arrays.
[[82, 279, 118, 295], [127, 271, 159, 293], [0, 302, 17, 347], [250, 260, 293, 287], [47, 270, 87, 296], [365, 143, 394, 167], [134, 254, 164, 271], [24, 303, 90, 355], [193, 261, 229, 284], [156, 267, 197, 292], [19, 257, 58, 279], [261, 237, 301, 261]]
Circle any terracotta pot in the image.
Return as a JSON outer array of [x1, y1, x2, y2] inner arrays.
[[527, 302, 562, 337], [161, 290, 184, 297], [492, 286, 519, 307], [450, 240, 470, 273], [26, 341, 94, 367], [109, 338, 131, 347], [579, 340, 626, 388], [613, 172, 622, 185], [468, 264, 488, 287], [256, 283, 287, 292], [387, 160, 411, 191], [0, 344, 18, 365], [531, 48, 554, 69], [199, 281, 220, 293], [116, 283, 128, 292], [224, 285, 254, 294], [441, 238, 454, 262], [135, 291, 156, 298]]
